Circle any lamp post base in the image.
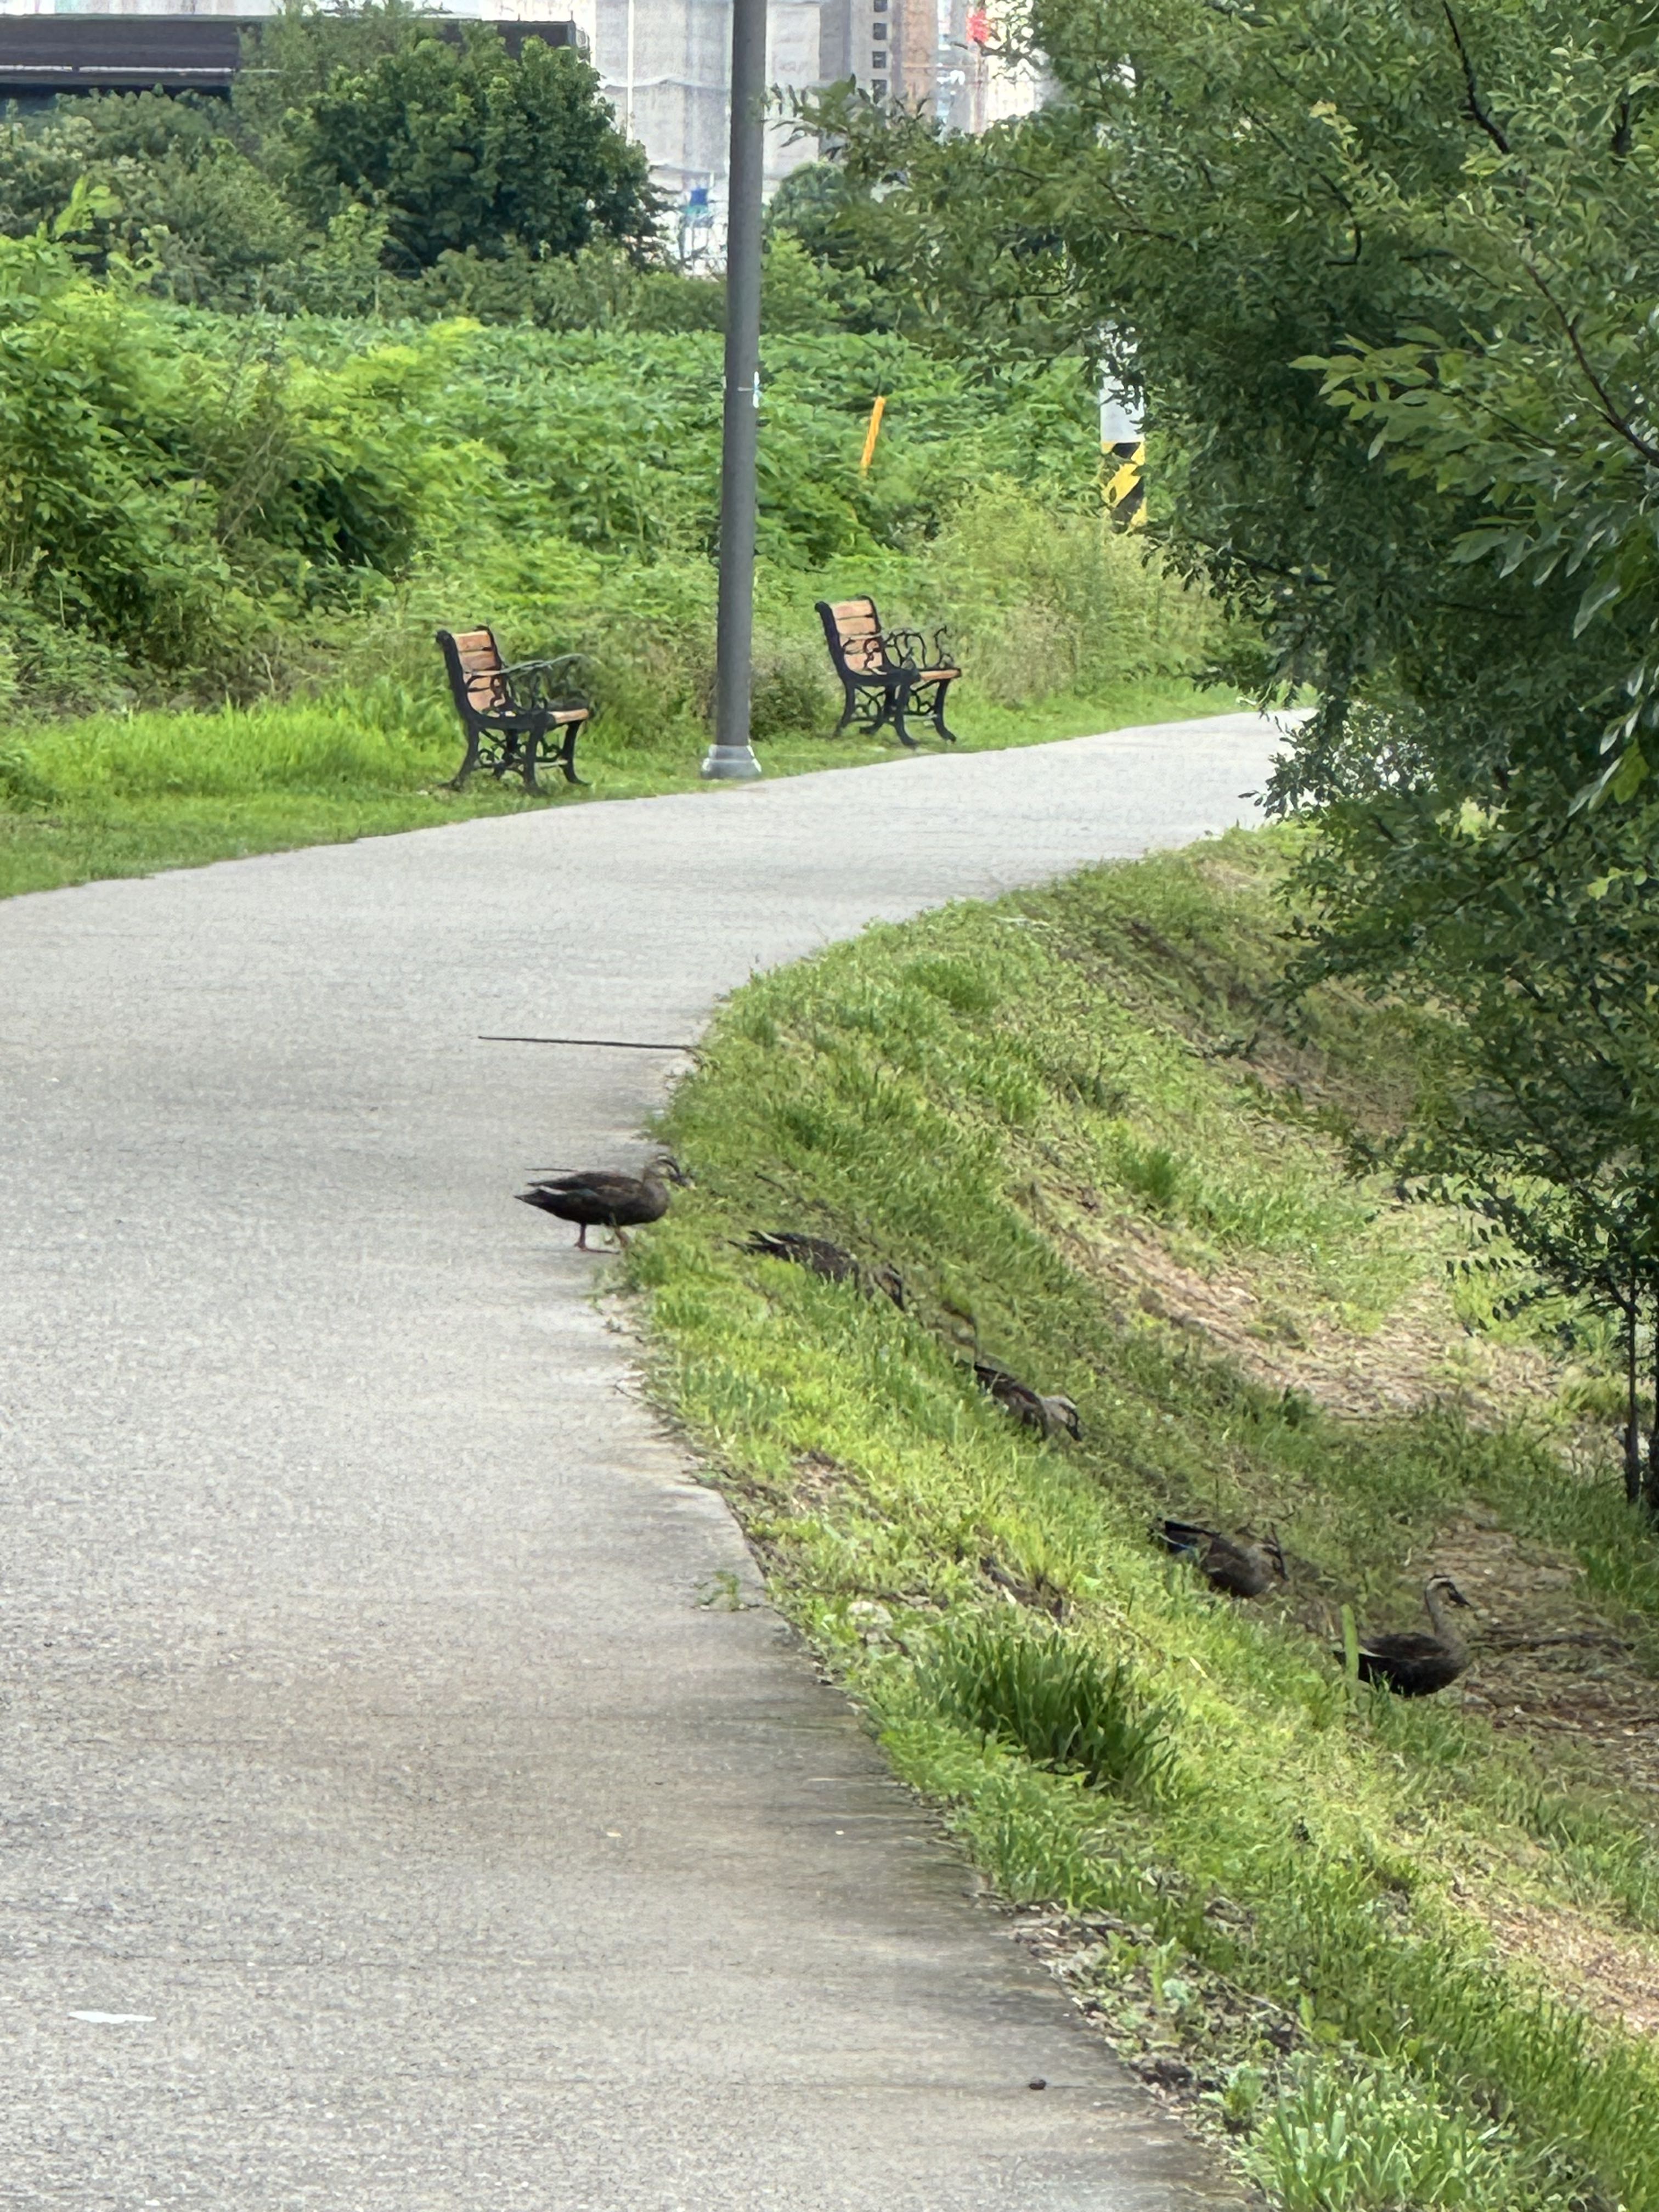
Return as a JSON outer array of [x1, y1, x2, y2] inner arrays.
[[699, 743, 763, 781]]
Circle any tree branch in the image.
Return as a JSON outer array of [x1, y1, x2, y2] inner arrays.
[[1440, 1, 1510, 154], [1523, 259, 1659, 469]]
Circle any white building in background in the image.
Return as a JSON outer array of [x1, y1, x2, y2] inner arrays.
[[571, 0, 824, 250], [0, 0, 1043, 256], [585, 0, 1040, 249]]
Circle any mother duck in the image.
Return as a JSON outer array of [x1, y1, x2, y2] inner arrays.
[[517, 1157, 686, 1248]]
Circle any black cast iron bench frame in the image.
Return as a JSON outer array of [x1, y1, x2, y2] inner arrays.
[[436, 625, 592, 790], [815, 595, 960, 748]]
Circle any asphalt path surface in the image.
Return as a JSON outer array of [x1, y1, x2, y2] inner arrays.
[[1, 716, 1279, 2210]]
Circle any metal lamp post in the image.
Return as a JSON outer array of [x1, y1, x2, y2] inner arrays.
[[700, 0, 767, 780]]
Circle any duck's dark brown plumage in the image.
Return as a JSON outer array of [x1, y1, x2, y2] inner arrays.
[[973, 1360, 1081, 1442], [517, 1159, 682, 1248], [1342, 1576, 1472, 1696], [743, 1230, 905, 1307], [1156, 1520, 1286, 1600]]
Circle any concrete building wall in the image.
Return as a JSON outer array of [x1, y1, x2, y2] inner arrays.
[[811, 0, 1038, 131], [574, 0, 822, 252]]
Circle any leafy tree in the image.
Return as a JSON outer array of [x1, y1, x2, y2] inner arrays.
[[0, 93, 304, 303], [1298, 718, 1659, 1504], [763, 156, 906, 332], [230, 0, 445, 142], [795, 0, 1659, 1501], [279, 23, 657, 270]]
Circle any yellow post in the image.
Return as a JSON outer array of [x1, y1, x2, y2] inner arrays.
[[859, 394, 887, 475]]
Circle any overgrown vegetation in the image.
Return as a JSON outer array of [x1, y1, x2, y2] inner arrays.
[[0, 239, 1111, 701], [0, 217, 1225, 895], [0, 4, 1238, 892], [630, 831, 1659, 2212]]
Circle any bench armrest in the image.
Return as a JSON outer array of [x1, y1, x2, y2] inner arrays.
[[499, 654, 588, 679], [881, 627, 954, 670], [494, 654, 595, 710]]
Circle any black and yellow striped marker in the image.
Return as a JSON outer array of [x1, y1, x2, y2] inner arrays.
[[1104, 439, 1146, 527]]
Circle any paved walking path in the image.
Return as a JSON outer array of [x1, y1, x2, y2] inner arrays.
[[0, 719, 1277, 2210]]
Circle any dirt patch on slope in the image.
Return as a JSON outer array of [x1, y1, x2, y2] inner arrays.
[[1040, 1197, 1550, 1424], [1473, 1896, 1659, 2039]]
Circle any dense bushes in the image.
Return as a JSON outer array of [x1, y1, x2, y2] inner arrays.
[[0, 233, 448, 689], [0, 258, 1165, 714]]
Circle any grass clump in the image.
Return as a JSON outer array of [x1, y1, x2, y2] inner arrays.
[[630, 826, 1659, 2212], [919, 1618, 1175, 1797], [1244, 2056, 1566, 2212]]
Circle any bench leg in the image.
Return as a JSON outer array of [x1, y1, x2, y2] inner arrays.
[[834, 682, 859, 736], [890, 679, 919, 749], [932, 676, 960, 744], [519, 723, 543, 792], [862, 684, 898, 742], [450, 721, 483, 790], [556, 724, 587, 786]]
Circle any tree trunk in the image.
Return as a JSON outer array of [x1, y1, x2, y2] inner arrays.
[[1645, 1295, 1659, 1517], [1627, 1292, 1644, 1505]]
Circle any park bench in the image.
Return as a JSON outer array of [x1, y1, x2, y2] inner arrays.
[[436, 627, 592, 790], [815, 596, 960, 748]]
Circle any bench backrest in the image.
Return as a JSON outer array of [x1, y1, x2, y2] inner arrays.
[[816, 596, 888, 678], [436, 627, 507, 719]]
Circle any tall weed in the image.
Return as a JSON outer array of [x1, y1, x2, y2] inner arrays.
[[919, 1617, 1176, 1797], [1246, 2059, 1565, 2212]]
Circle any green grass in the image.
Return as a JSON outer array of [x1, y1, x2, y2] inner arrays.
[[0, 675, 1229, 900], [919, 1615, 1177, 1796], [625, 827, 1659, 2212]]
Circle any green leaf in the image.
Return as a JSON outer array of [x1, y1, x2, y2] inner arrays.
[[1573, 573, 1624, 636], [1611, 745, 1649, 803]]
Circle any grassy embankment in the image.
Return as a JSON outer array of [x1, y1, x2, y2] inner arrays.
[[0, 308, 1233, 900], [627, 828, 1659, 2212]]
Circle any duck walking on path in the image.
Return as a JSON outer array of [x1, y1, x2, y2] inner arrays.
[[1342, 1576, 1473, 1696], [742, 1230, 906, 1307], [1156, 1520, 1286, 1599], [517, 1158, 685, 1249]]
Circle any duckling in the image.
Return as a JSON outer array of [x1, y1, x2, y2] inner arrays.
[[981, 1553, 1067, 1619], [742, 1231, 905, 1307], [1155, 1520, 1286, 1600], [517, 1156, 686, 1249], [974, 1361, 1082, 1442], [1341, 1576, 1472, 1696]]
